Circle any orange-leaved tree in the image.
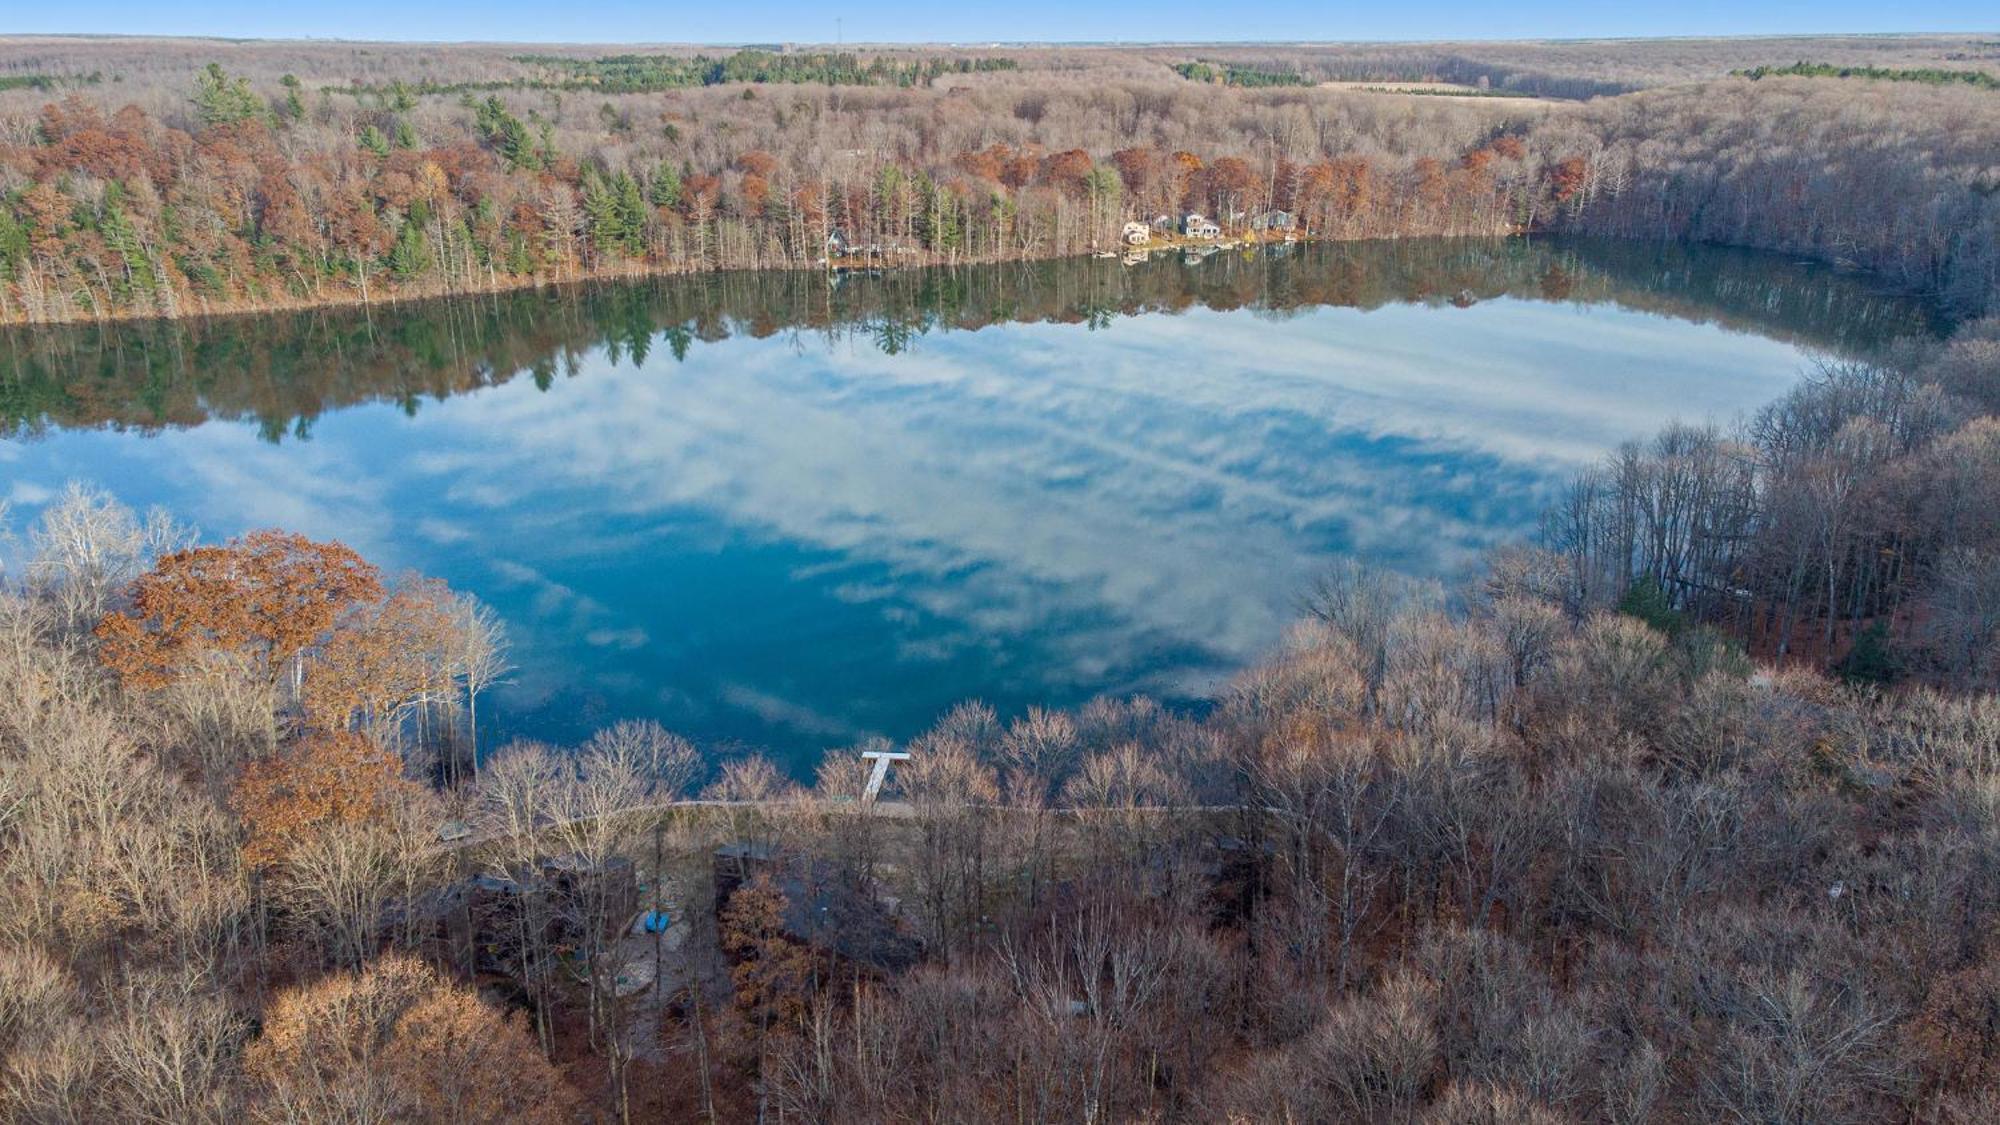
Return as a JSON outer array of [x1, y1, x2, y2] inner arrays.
[[721, 872, 817, 1035], [299, 578, 456, 740], [232, 730, 414, 870], [96, 530, 383, 690], [245, 954, 574, 1124]]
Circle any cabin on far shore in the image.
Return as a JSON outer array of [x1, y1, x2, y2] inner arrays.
[[1251, 209, 1297, 232], [1182, 213, 1221, 239]]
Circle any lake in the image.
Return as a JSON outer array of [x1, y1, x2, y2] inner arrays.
[[0, 238, 1939, 769]]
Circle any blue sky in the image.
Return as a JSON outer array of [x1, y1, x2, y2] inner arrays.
[[7, 1, 1991, 44]]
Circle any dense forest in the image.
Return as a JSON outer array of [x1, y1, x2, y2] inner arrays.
[[7, 29, 2000, 1125], [0, 35, 1994, 324], [5, 309, 2000, 1121]]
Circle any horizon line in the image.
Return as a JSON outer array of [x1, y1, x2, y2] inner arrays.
[[2, 29, 1994, 50]]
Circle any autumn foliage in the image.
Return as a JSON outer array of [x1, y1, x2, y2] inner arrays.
[[244, 955, 574, 1123], [720, 873, 818, 1033], [7, 40, 1987, 327], [232, 730, 414, 870], [1, 32, 1998, 1116], [95, 530, 382, 689], [298, 579, 456, 735]]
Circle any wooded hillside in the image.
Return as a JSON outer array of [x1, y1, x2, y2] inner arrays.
[[6, 312, 2000, 1119], [7, 32, 2000, 1123], [0, 35, 1994, 324]]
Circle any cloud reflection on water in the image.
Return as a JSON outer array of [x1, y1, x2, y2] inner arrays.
[[1, 280, 1827, 764]]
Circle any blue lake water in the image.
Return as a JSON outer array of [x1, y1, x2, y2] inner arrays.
[[0, 238, 1938, 768]]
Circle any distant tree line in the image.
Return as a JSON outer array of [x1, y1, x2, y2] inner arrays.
[[336, 51, 1020, 100], [512, 50, 1019, 91], [1737, 60, 2000, 89], [0, 57, 1993, 327], [0, 73, 102, 93], [1172, 60, 1310, 88]]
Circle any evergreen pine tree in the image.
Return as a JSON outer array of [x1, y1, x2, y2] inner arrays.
[[475, 97, 538, 170], [387, 214, 433, 279], [280, 74, 305, 122], [614, 172, 648, 255], [581, 171, 626, 259], [504, 230, 535, 275], [1840, 621, 1903, 685], [1616, 577, 1683, 636], [0, 206, 27, 279], [97, 187, 153, 296], [193, 63, 268, 128], [648, 161, 683, 208]]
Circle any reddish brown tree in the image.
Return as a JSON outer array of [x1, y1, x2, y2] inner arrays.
[[1110, 146, 1158, 199], [232, 729, 414, 870], [245, 955, 575, 1123], [96, 531, 383, 690]]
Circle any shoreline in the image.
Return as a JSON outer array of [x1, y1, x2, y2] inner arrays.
[[0, 227, 1514, 332], [0, 227, 1944, 336]]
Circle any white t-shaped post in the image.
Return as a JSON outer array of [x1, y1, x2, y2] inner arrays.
[[859, 749, 912, 802]]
